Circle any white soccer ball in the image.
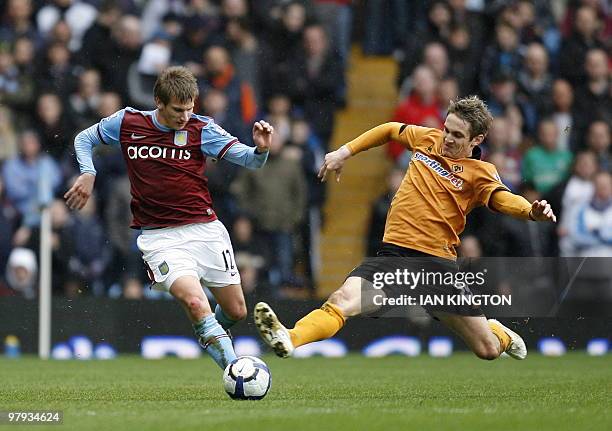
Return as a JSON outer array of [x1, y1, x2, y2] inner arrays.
[[223, 356, 271, 400]]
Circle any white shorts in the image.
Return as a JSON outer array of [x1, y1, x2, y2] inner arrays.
[[137, 221, 241, 292]]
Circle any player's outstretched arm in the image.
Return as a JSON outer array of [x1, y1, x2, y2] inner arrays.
[[529, 199, 557, 222], [318, 122, 405, 182], [490, 190, 557, 222], [64, 173, 95, 210], [64, 124, 102, 210], [252, 120, 274, 153]]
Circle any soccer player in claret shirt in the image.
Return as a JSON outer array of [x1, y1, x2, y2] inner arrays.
[[64, 66, 274, 369], [255, 96, 557, 361]]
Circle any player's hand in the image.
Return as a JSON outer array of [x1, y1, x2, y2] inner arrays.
[[64, 173, 95, 210], [530, 200, 557, 223], [318, 146, 351, 182], [252, 120, 274, 153]]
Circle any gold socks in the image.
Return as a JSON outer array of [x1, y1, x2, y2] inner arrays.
[[488, 320, 511, 353], [289, 302, 346, 348]]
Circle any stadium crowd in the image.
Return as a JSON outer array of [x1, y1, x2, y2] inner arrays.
[[0, 0, 609, 300]]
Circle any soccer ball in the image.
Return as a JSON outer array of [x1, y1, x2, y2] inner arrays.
[[223, 356, 271, 400]]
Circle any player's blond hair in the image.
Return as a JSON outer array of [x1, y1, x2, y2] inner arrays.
[[447, 96, 493, 139], [154, 66, 199, 104]]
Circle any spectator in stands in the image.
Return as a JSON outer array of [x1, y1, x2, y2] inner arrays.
[[200, 44, 257, 131], [139, 0, 187, 43], [389, 65, 442, 164], [172, 15, 219, 78], [201, 88, 248, 143], [313, 0, 352, 65], [36, 0, 97, 52], [20, 198, 78, 296], [482, 181, 555, 257], [556, 151, 599, 256], [366, 167, 404, 257], [221, 0, 249, 20], [4, 247, 37, 299], [264, 93, 292, 144], [48, 19, 71, 46], [5, 36, 36, 129], [398, 0, 452, 82], [232, 215, 267, 263], [108, 15, 142, 104], [2, 130, 62, 230], [0, 176, 20, 274], [486, 72, 536, 136], [559, 5, 605, 86], [485, 117, 522, 191], [78, 0, 123, 72], [423, 42, 449, 83], [548, 79, 578, 151], [285, 24, 343, 147], [437, 76, 459, 118], [400, 42, 449, 100], [480, 21, 523, 96], [232, 214, 266, 295], [128, 31, 173, 109], [68, 68, 102, 131], [259, 1, 308, 100], [36, 40, 78, 97], [586, 121, 611, 172], [0, 0, 42, 47], [362, 0, 409, 56], [447, 24, 479, 95], [565, 171, 612, 257], [288, 117, 326, 285], [573, 48, 610, 144], [34, 92, 74, 161], [231, 129, 306, 289], [517, 43, 553, 122], [0, 46, 19, 105], [448, 0, 485, 54], [0, 106, 17, 160], [225, 17, 261, 106], [68, 193, 111, 296], [0, 38, 36, 129], [522, 119, 573, 194], [104, 175, 142, 289]]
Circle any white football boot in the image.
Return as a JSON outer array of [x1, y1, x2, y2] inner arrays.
[[254, 302, 295, 358], [488, 319, 527, 360]]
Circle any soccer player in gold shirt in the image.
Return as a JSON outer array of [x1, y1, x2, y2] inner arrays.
[[255, 96, 556, 361]]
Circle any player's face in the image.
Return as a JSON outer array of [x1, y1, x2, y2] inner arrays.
[[442, 114, 483, 159], [156, 97, 194, 130]]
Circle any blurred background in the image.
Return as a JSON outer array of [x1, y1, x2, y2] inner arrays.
[[0, 0, 609, 328]]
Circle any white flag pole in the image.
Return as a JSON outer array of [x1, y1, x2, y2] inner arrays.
[[38, 162, 53, 359]]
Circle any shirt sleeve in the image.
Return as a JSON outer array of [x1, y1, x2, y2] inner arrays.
[[395, 124, 434, 151], [346, 123, 434, 155], [74, 109, 124, 175], [200, 119, 268, 169], [473, 163, 511, 207], [97, 109, 125, 146]]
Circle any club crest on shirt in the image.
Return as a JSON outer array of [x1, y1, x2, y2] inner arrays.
[[452, 164, 463, 173], [174, 131, 188, 146], [158, 261, 169, 275]]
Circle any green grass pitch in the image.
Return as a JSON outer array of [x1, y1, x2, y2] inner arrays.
[[0, 354, 610, 431]]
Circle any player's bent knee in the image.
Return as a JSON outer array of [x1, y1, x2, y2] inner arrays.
[[185, 296, 205, 316], [473, 343, 500, 361], [226, 303, 247, 321], [328, 288, 357, 317]]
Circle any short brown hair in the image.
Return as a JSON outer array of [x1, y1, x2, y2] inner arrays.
[[447, 95, 493, 139], [153, 66, 199, 104]]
